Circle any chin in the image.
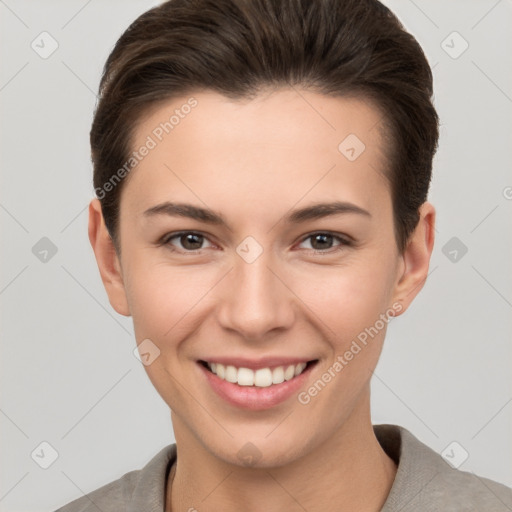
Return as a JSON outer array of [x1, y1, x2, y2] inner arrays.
[[207, 433, 312, 470]]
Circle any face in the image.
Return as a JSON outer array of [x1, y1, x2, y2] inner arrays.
[[90, 88, 434, 468]]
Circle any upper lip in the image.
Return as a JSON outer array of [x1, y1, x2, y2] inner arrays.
[[199, 357, 317, 370]]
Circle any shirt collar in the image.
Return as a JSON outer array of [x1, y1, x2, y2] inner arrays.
[[127, 424, 440, 512]]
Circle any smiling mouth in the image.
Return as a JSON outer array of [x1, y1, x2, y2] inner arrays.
[[199, 360, 318, 387]]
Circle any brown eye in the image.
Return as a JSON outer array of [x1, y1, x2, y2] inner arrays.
[[298, 232, 351, 252], [179, 233, 204, 250], [311, 233, 334, 250], [163, 231, 213, 252]]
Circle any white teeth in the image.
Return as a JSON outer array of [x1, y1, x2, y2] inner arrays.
[[225, 365, 238, 383], [294, 363, 306, 376], [216, 363, 225, 379], [237, 367, 254, 386], [272, 366, 285, 384], [284, 364, 295, 381], [254, 368, 273, 387], [206, 361, 309, 387]]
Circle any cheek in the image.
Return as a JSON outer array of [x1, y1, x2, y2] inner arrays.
[[295, 259, 396, 340], [124, 239, 399, 350], [125, 265, 216, 403], [126, 261, 218, 342]]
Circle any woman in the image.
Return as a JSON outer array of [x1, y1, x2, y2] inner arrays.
[[55, 0, 512, 510]]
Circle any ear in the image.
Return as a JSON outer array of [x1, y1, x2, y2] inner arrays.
[[88, 198, 131, 317], [391, 201, 436, 315]]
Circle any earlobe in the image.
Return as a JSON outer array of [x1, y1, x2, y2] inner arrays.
[[88, 198, 131, 317], [391, 202, 436, 314]]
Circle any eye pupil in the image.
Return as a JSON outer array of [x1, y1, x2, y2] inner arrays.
[[165, 231, 346, 254], [311, 234, 333, 250], [182, 233, 203, 250]]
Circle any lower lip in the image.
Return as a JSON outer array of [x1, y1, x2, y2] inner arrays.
[[198, 361, 317, 410]]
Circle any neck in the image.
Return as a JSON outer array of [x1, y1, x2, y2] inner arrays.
[[166, 394, 397, 512]]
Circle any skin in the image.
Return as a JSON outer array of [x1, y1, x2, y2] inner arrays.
[[88, 88, 435, 512]]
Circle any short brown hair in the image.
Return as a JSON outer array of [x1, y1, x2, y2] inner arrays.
[[91, 0, 439, 254]]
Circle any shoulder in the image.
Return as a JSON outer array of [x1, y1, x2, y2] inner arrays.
[[53, 443, 177, 512], [54, 471, 138, 512], [375, 424, 512, 511], [425, 463, 512, 511]]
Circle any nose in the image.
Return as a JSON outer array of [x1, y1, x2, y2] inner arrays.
[[217, 249, 295, 341]]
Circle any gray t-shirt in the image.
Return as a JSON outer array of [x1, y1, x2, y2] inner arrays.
[[54, 424, 512, 511]]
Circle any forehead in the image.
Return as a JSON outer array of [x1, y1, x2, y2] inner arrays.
[[123, 88, 390, 218]]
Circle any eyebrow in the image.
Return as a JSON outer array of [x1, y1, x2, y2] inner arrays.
[[143, 200, 371, 227]]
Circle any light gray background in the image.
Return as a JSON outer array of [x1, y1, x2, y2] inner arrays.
[[1, 1, 511, 511]]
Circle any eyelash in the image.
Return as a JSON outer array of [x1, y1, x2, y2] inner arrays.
[[158, 230, 353, 255]]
